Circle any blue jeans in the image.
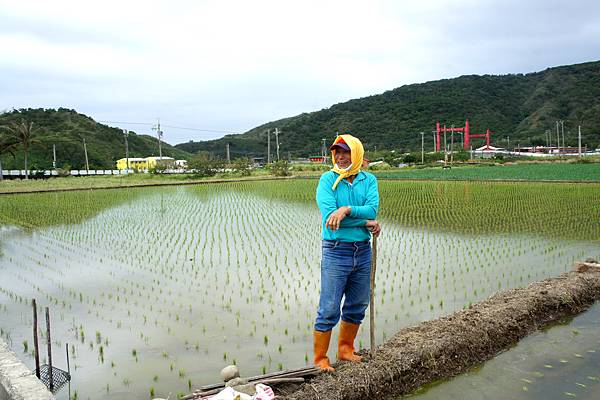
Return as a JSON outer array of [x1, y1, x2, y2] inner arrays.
[[315, 240, 372, 332]]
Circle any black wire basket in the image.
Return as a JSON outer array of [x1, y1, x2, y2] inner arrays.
[[37, 364, 71, 394]]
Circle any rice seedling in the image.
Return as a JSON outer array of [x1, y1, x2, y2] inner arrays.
[[0, 181, 597, 399]]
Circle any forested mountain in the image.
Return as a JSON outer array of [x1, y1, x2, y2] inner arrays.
[[0, 108, 190, 170], [177, 60, 600, 157], [2, 61, 599, 169]]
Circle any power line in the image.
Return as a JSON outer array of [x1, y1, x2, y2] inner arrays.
[[97, 120, 239, 134]]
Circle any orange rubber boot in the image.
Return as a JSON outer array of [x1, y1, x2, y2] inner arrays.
[[313, 330, 335, 372], [337, 321, 362, 362]]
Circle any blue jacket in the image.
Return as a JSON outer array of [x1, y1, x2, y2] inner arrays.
[[316, 170, 379, 242]]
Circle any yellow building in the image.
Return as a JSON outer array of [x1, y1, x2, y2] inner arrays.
[[116, 158, 147, 170], [116, 157, 176, 170], [145, 156, 175, 169]]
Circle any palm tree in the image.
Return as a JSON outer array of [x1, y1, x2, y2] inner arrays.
[[5, 119, 42, 180], [0, 131, 18, 181]]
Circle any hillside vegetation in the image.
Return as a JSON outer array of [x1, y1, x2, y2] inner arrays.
[[0, 108, 190, 170], [177, 60, 600, 157]]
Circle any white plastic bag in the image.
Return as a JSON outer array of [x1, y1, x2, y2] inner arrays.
[[252, 384, 275, 400], [207, 386, 252, 400]]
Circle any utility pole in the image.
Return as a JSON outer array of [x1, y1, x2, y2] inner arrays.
[[123, 129, 129, 171], [560, 120, 565, 152], [52, 144, 57, 170], [275, 128, 280, 161], [267, 129, 271, 164], [578, 125, 582, 157], [322, 138, 326, 164], [83, 138, 89, 172], [226, 143, 230, 163], [153, 119, 163, 160], [432, 131, 436, 152], [556, 120, 560, 156], [420, 132, 424, 164]]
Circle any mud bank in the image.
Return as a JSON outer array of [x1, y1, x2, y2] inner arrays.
[[279, 267, 600, 400]]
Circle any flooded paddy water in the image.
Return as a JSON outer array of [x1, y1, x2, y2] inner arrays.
[[0, 180, 598, 400]]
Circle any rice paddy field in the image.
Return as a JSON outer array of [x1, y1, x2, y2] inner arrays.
[[0, 179, 599, 400], [376, 162, 600, 181]]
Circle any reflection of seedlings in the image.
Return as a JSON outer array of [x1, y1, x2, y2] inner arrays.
[[150, 387, 155, 397], [179, 368, 186, 378], [122, 377, 131, 386], [22, 340, 28, 353], [153, 375, 159, 382]]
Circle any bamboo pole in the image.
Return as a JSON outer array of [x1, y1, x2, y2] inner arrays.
[[45, 307, 53, 391], [32, 299, 40, 379], [198, 366, 318, 391], [369, 235, 378, 351]]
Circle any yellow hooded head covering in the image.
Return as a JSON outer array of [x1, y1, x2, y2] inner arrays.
[[330, 134, 364, 190]]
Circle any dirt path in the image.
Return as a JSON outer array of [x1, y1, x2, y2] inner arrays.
[[278, 265, 600, 400]]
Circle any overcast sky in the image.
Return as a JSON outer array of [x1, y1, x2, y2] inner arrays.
[[1, 0, 599, 145]]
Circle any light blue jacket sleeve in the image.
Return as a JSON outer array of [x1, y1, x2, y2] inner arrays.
[[316, 173, 366, 228], [349, 174, 379, 219]]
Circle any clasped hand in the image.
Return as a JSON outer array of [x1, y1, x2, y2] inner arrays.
[[326, 206, 381, 236]]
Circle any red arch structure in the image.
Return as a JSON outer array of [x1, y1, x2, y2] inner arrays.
[[436, 120, 491, 151]]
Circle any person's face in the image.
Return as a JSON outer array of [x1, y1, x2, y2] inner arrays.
[[334, 148, 351, 169]]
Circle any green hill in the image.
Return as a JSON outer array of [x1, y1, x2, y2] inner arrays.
[[176, 60, 600, 157], [0, 108, 191, 170]]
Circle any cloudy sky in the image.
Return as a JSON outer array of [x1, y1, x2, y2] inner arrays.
[[1, 0, 599, 144]]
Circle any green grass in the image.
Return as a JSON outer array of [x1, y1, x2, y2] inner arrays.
[[0, 170, 275, 194], [375, 162, 600, 182]]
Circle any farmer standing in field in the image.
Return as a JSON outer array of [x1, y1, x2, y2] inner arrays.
[[313, 134, 380, 372]]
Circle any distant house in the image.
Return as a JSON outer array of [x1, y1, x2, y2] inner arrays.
[[145, 157, 175, 169], [175, 159, 188, 168], [309, 156, 329, 163], [116, 156, 175, 170], [116, 157, 147, 170]]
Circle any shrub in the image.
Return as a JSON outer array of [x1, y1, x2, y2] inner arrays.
[[189, 156, 225, 177], [232, 158, 253, 176], [268, 160, 290, 176]]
